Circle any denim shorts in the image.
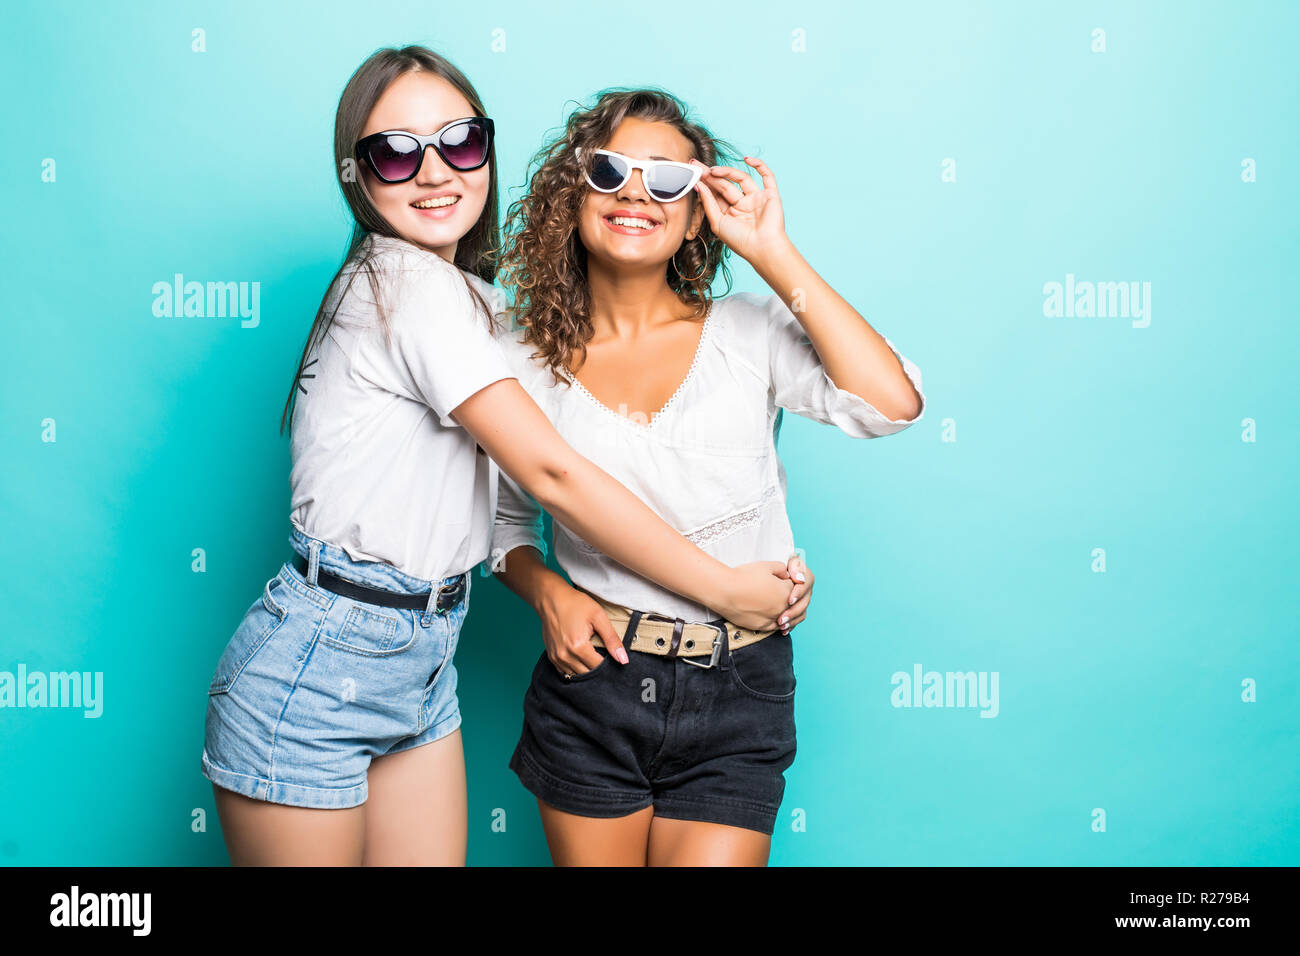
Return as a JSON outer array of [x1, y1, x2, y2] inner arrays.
[[201, 528, 470, 809], [508, 621, 797, 836]]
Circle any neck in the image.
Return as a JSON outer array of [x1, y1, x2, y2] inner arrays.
[[586, 258, 686, 340]]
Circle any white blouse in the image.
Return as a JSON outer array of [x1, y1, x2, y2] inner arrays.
[[491, 291, 927, 622]]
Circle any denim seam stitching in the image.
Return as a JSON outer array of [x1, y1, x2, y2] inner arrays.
[[278, 563, 333, 611], [397, 705, 462, 753], [728, 654, 797, 702], [208, 612, 287, 696], [650, 791, 779, 815], [265, 608, 330, 786], [320, 605, 415, 657], [515, 748, 650, 804], [203, 751, 365, 795]]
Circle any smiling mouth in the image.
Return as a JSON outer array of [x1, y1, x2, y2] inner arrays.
[[604, 214, 658, 232], [412, 196, 459, 209]]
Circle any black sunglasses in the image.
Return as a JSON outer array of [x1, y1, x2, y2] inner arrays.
[[355, 117, 494, 183]]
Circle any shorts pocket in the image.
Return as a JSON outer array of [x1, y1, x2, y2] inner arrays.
[[208, 576, 289, 695], [545, 645, 611, 683], [320, 601, 417, 657], [728, 632, 796, 702]]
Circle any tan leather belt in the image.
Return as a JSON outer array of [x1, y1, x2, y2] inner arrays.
[[580, 589, 776, 669]]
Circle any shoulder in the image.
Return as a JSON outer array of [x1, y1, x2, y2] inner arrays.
[[363, 233, 449, 269], [715, 290, 776, 315], [706, 292, 805, 383], [343, 234, 467, 301], [460, 270, 501, 310], [361, 235, 465, 292], [493, 325, 557, 388], [708, 291, 795, 353], [711, 291, 790, 335], [350, 235, 488, 328]]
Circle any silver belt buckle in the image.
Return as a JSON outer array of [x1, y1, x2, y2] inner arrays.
[[680, 623, 726, 669]]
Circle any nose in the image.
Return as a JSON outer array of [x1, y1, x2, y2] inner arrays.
[[615, 168, 652, 203], [415, 145, 454, 184]]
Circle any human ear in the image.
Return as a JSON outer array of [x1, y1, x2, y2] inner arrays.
[[686, 197, 705, 239]]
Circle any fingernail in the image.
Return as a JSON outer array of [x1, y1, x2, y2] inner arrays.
[[779, 615, 789, 625], [616, 649, 628, 663], [794, 572, 806, 583]]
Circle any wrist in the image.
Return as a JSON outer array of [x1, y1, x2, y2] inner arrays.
[[532, 570, 572, 617], [750, 235, 800, 283], [699, 561, 737, 617]]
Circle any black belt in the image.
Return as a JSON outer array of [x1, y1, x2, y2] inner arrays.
[[293, 554, 466, 613]]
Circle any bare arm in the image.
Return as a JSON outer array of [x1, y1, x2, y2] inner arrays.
[[751, 237, 923, 422], [494, 543, 627, 671], [498, 543, 815, 674], [451, 377, 792, 630], [694, 155, 923, 421]]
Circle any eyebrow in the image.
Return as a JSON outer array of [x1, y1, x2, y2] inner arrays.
[[604, 149, 687, 163], [610, 151, 678, 161]]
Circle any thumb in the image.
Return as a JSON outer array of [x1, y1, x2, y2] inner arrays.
[[764, 560, 789, 578], [590, 608, 628, 664], [693, 173, 722, 225]]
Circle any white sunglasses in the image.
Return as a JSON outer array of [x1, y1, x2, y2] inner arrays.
[[576, 147, 703, 202]]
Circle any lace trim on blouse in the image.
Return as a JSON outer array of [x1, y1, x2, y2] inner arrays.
[[564, 484, 781, 555], [557, 299, 719, 431], [685, 484, 781, 545]]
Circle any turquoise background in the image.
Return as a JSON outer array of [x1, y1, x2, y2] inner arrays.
[[1, 0, 1295, 866]]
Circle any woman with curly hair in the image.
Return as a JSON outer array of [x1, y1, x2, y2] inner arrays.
[[492, 88, 927, 865]]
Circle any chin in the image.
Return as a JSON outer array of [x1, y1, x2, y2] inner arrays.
[[404, 219, 463, 249], [604, 245, 666, 267]]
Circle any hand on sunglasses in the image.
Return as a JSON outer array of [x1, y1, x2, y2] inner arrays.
[[689, 156, 789, 267]]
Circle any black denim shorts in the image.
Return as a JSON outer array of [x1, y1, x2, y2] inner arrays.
[[508, 624, 797, 836]]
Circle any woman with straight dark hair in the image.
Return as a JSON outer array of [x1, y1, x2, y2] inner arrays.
[[200, 48, 805, 866]]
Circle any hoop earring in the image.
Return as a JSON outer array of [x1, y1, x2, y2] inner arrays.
[[672, 235, 708, 282]]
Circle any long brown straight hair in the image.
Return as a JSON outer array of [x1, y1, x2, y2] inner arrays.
[[279, 45, 501, 435]]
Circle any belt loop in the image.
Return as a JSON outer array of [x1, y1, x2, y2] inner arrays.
[[422, 575, 442, 623], [666, 618, 685, 659], [719, 621, 733, 671], [307, 539, 322, 587], [623, 610, 644, 652]]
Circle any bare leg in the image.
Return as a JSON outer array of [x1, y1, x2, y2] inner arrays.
[[647, 816, 771, 866], [537, 799, 654, 866], [362, 729, 468, 866], [212, 784, 365, 866]]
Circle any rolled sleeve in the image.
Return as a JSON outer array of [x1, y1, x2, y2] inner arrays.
[[767, 295, 926, 438], [492, 470, 548, 565]]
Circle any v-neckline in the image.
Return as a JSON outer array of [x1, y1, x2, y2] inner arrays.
[[563, 299, 720, 432]]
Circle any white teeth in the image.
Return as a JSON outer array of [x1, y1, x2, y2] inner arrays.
[[608, 216, 655, 230], [413, 196, 459, 209]]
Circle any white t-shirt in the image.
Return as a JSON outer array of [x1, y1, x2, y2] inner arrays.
[[289, 233, 516, 583], [492, 292, 926, 621]]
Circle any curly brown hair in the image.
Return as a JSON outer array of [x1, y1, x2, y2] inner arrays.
[[499, 88, 739, 385]]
